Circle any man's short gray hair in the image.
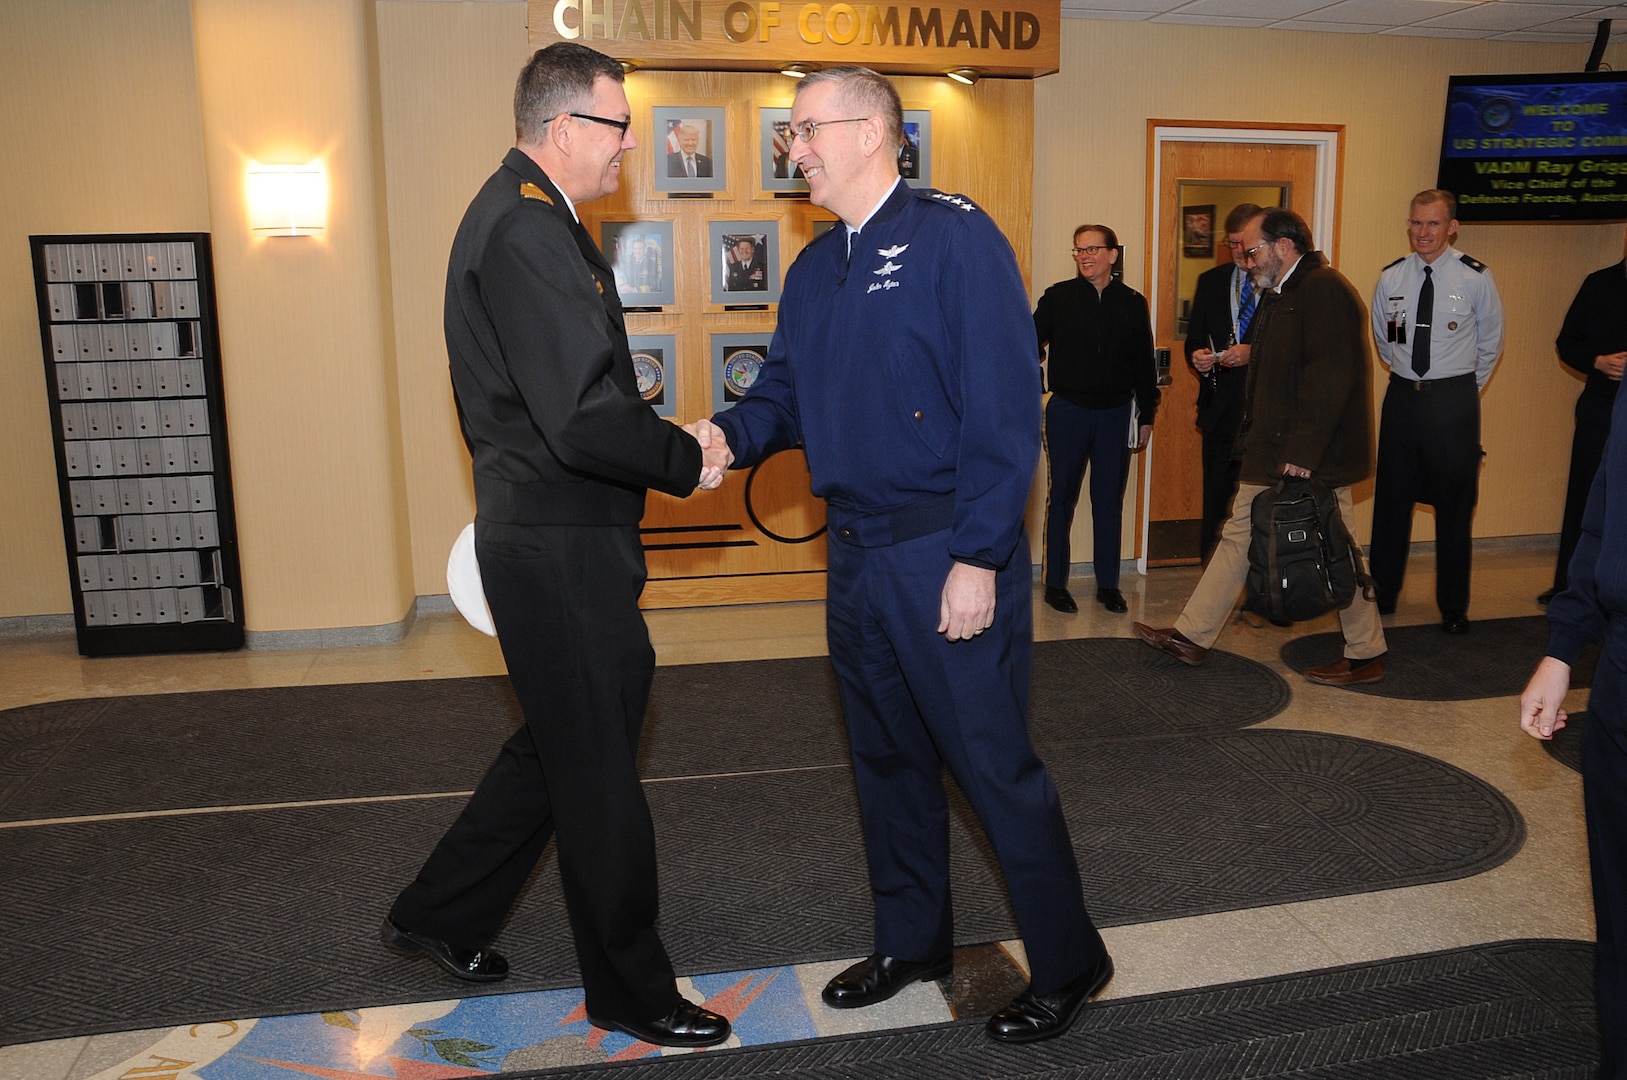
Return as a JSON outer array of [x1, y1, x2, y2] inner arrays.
[[514, 43, 625, 145], [795, 66, 904, 153]]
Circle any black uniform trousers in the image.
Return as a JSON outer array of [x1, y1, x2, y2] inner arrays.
[[824, 524, 1106, 996], [1369, 373, 1482, 614], [1585, 649, 1627, 1078], [390, 518, 680, 1025], [1198, 371, 1246, 561], [1554, 389, 1615, 593]]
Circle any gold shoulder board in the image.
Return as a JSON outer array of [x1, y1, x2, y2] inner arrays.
[[519, 182, 553, 204]]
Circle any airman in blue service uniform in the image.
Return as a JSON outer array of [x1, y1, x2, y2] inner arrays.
[[1369, 189, 1503, 634], [706, 65, 1112, 1045]]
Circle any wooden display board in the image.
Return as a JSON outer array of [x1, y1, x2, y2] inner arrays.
[[579, 69, 1033, 607]]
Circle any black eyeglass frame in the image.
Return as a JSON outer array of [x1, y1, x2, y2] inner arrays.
[[567, 112, 632, 138]]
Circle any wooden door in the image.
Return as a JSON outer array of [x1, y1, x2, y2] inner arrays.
[[1146, 139, 1321, 565]]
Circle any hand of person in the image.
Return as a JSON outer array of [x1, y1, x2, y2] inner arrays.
[[938, 561, 996, 641], [1282, 463, 1311, 479], [1132, 423, 1153, 452], [1596, 351, 1627, 380], [683, 419, 734, 491], [1518, 655, 1572, 740], [1220, 343, 1251, 369], [1191, 349, 1217, 374]]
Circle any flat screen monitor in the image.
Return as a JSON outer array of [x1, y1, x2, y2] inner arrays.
[[1437, 71, 1627, 222]]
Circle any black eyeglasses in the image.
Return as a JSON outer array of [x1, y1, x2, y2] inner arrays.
[[567, 112, 632, 138], [789, 117, 870, 143], [1070, 245, 1108, 256]]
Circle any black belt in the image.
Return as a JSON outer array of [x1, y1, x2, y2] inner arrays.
[[827, 492, 956, 547], [1389, 372, 1475, 392]]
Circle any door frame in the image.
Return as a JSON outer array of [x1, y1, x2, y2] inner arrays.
[[1135, 120, 1345, 574]]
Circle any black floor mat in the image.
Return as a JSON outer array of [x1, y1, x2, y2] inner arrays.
[[508, 940, 1600, 1080], [1280, 616, 1599, 700], [0, 724, 1522, 1043], [0, 640, 1287, 821]]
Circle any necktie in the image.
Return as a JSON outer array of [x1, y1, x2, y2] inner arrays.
[[1413, 265, 1433, 377], [1237, 272, 1257, 342], [686, 156, 696, 178]]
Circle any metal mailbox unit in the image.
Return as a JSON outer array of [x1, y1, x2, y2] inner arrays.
[[30, 233, 245, 656]]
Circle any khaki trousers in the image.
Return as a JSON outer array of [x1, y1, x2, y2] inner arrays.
[[1174, 481, 1387, 660]]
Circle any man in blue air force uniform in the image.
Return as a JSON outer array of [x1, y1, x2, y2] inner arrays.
[[705, 66, 1113, 1044], [1369, 189, 1503, 635]]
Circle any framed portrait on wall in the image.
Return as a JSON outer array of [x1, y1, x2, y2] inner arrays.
[[651, 105, 729, 198], [899, 110, 932, 187], [707, 219, 781, 307], [711, 332, 772, 411], [756, 107, 809, 198], [1182, 204, 1215, 259], [599, 218, 676, 309], [627, 333, 677, 418]]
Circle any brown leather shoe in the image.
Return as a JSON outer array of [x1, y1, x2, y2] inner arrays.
[[1304, 654, 1385, 686], [1132, 622, 1206, 666]]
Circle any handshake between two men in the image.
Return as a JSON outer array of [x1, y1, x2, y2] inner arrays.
[[682, 418, 733, 491]]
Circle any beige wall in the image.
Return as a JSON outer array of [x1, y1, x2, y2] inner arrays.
[[375, 1, 530, 593], [1033, 20, 1627, 562], [0, 0, 211, 619], [3, 3, 1624, 629], [190, 0, 417, 634]]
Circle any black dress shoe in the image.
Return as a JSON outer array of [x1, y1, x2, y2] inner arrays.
[[1537, 587, 1559, 605], [1043, 586, 1078, 614], [380, 917, 509, 983], [1096, 587, 1128, 614], [822, 952, 952, 1008], [986, 951, 1114, 1043], [589, 1000, 731, 1048], [1441, 611, 1471, 635]]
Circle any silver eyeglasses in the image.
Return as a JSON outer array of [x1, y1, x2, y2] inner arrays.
[[789, 117, 870, 143]]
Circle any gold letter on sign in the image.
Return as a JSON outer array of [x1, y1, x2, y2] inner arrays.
[[554, 0, 580, 37], [723, 0, 755, 41]]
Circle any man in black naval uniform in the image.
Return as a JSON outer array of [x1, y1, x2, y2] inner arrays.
[[1184, 203, 1261, 560], [710, 66, 1114, 1045], [1541, 225, 1627, 605], [381, 42, 731, 1049]]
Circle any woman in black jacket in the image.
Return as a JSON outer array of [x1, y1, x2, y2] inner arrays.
[[1034, 224, 1159, 614]]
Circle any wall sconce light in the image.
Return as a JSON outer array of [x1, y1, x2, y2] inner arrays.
[[246, 162, 327, 237], [781, 63, 812, 79], [946, 68, 980, 85], [618, 59, 641, 74]]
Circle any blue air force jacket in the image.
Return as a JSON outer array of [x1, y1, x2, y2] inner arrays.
[[711, 183, 1042, 572]]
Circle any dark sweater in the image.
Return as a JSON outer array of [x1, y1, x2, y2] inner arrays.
[[1548, 377, 1627, 671], [1034, 276, 1160, 425]]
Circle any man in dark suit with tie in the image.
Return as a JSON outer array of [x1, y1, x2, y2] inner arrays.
[[381, 42, 731, 1049], [1184, 203, 1261, 561], [665, 124, 713, 178]]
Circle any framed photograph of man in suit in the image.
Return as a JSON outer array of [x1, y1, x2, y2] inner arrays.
[[651, 105, 728, 198], [598, 218, 676, 309], [627, 333, 677, 418], [707, 219, 781, 307]]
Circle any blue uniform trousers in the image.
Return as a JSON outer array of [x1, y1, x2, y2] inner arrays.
[[824, 526, 1106, 994], [1586, 649, 1627, 1078], [1043, 395, 1133, 591]]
